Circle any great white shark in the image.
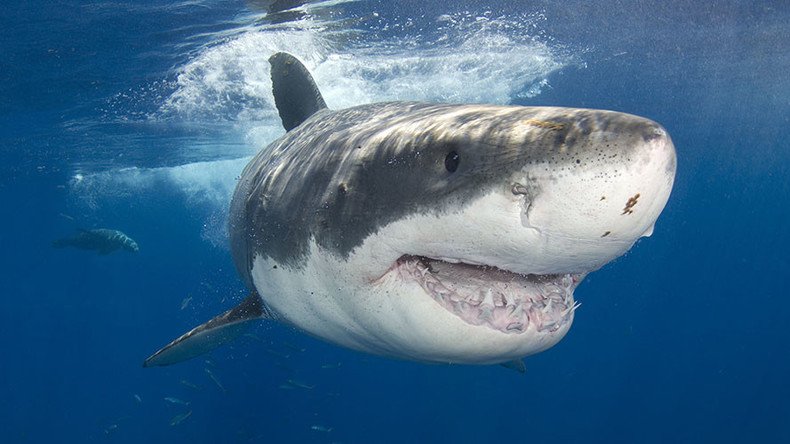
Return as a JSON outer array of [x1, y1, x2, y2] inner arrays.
[[144, 52, 676, 370]]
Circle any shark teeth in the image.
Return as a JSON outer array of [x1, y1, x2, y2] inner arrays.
[[397, 255, 579, 334], [481, 289, 495, 306]]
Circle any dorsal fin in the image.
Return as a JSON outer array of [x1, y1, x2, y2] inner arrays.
[[269, 52, 327, 131]]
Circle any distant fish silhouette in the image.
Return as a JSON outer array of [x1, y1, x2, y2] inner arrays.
[[180, 379, 199, 390], [164, 397, 190, 406], [53, 228, 139, 255], [204, 368, 226, 393], [310, 425, 333, 433], [169, 411, 192, 426], [285, 379, 314, 390], [320, 362, 342, 369]]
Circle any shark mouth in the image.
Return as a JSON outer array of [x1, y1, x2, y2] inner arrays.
[[396, 255, 582, 334]]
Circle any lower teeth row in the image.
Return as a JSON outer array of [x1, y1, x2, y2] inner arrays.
[[400, 258, 577, 333]]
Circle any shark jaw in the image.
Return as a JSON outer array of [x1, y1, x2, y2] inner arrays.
[[250, 244, 581, 366], [393, 255, 582, 335], [248, 186, 630, 365]]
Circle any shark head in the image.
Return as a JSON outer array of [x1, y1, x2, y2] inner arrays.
[[227, 54, 677, 365]]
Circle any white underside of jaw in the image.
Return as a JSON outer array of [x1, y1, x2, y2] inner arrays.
[[251, 246, 576, 365], [248, 190, 586, 364]]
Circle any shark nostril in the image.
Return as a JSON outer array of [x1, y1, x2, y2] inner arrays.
[[643, 127, 666, 142]]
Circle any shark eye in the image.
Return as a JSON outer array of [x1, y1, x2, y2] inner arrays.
[[445, 151, 460, 173]]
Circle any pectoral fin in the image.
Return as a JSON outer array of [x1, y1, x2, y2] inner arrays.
[[144, 291, 269, 367]]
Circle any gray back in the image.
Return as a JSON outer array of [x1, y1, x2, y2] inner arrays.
[[229, 101, 664, 284]]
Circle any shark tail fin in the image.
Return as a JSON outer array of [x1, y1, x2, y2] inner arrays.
[[143, 291, 270, 367], [269, 52, 327, 131]]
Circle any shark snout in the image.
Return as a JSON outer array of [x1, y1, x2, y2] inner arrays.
[[513, 115, 676, 273]]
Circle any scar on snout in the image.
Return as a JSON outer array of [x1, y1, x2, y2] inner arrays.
[[512, 183, 529, 195], [600, 196, 606, 201], [523, 119, 566, 131], [601, 231, 611, 238], [622, 193, 641, 215]]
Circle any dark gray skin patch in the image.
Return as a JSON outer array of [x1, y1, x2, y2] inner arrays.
[[229, 102, 665, 283], [269, 52, 327, 131]]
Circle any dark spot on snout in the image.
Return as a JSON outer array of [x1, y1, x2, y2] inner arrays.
[[622, 193, 641, 215], [601, 231, 611, 238]]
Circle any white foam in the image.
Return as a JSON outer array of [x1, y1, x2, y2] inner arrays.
[[159, 10, 573, 124], [76, 8, 580, 246], [72, 158, 246, 205], [70, 158, 249, 247]]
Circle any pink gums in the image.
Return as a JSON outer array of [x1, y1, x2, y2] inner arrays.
[[396, 256, 581, 334]]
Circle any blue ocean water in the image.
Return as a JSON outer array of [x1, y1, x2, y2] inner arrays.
[[1, 0, 788, 442]]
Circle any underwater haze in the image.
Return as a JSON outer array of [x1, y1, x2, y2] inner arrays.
[[1, 0, 788, 442]]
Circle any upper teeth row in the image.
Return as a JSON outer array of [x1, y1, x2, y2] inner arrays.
[[398, 257, 577, 334]]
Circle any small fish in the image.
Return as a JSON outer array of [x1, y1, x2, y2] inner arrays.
[[164, 397, 190, 406], [265, 348, 290, 359], [243, 333, 262, 341], [133, 394, 142, 403], [58, 212, 75, 221], [205, 368, 226, 393], [284, 342, 305, 352], [104, 424, 118, 434], [311, 425, 333, 433], [278, 384, 295, 390], [170, 410, 192, 426], [286, 379, 315, 390], [320, 362, 342, 369], [180, 296, 192, 310], [180, 379, 199, 390]]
